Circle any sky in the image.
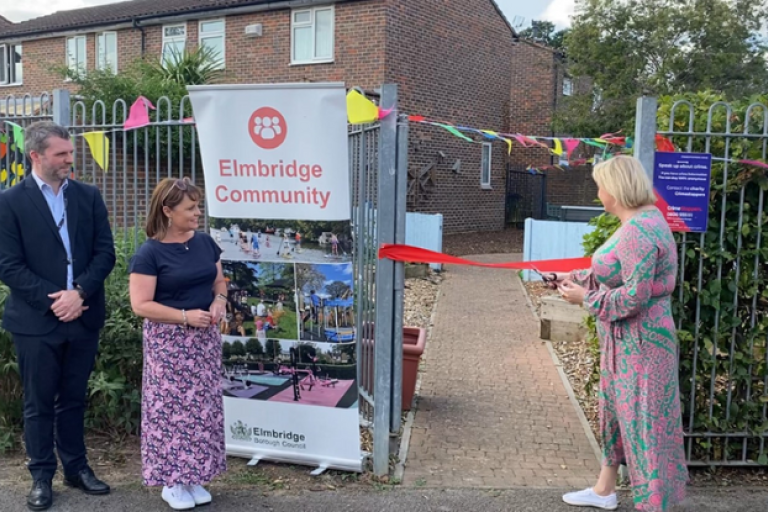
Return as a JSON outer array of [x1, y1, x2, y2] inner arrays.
[[0, 0, 577, 29]]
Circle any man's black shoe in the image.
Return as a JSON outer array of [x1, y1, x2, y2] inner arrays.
[[63, 467, 111, 495], [27, 480, 52, 511]]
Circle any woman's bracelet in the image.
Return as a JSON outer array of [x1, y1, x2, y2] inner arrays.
[[181, 309, 188, 326], [215, 293, 228, 302]]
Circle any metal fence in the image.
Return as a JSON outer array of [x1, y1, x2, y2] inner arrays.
[[656, 99, 768, 466], [0, 84, 407, 476]]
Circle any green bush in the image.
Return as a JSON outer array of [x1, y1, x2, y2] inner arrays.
[[0, 227, 147, 446], [582, 90, 768, 463]]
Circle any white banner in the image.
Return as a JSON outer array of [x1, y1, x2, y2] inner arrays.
[[187, 83, 350, 220], [191, 83, 361, 474]]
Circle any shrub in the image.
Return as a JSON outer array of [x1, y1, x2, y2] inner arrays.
[[582, 90, 768, 462]]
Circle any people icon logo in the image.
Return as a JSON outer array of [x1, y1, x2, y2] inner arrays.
[[249, 107, 288, 150]]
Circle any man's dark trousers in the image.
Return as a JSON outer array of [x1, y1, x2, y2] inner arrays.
[[13, 319, 100, 481]]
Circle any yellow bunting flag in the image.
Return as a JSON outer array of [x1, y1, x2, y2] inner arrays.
[[552, 138, 563, 156], [482, 130, 512, 155], [83, 131, 110, 172], [346, 89, 380, 125]]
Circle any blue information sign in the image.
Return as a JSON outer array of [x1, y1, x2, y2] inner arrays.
[[653, 152, 712, 233]]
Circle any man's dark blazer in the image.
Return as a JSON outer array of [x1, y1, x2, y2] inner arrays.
[[0, 176, 116, 336]]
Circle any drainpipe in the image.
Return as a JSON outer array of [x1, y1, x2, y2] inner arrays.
[[132, 17, 146, 56]]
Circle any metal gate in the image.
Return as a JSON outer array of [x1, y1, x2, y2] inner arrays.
[[505, 166, 547, 226], [0, 84, 407, 476]]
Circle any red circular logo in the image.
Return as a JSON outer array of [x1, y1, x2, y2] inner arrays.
[[249, 107, 288, 149]]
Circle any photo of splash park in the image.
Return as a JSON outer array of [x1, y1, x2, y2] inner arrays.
[[221, 261, 298, 341], [295, 263, 356, 343], [221, 339, 358, 409], [209, 218, 353, 264]]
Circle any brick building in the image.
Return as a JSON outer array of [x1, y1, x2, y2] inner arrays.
[[507, 39, 597, 209], [0, 0, 593, 233]]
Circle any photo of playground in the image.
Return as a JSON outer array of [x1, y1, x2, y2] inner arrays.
[[221, 338, 357, 409], [221, 261, 298, 341], [209, 218, 353, 264], [295, 263, 356, 343]]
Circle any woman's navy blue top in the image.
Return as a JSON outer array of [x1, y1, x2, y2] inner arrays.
[[129, 231, 222, 310]]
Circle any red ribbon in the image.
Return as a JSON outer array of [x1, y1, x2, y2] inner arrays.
[[378, 244, 592, 272]]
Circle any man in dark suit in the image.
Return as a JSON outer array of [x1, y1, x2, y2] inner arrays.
[[0, 121, 116, 511]]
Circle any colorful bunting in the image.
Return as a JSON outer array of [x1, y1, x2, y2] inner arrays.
[[82, 132, 110, 172], [564, 138, 581, 158], [124, 96, 156, 130], [5, 121, 24, 152], [346, 89, 381, 124], [740, 159, 768, 170]]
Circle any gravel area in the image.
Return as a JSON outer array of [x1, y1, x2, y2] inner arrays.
[[521, 280, 768, 487]]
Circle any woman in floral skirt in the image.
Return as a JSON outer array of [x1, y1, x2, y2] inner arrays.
[[552, 156, 688, 511], [129, 177, 228, 510]]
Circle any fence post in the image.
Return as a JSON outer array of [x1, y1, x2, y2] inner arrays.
[[633, 96, 658, 183], [390, 117, 408, 430], [373, 83, 398, 476], [52, 89, 71, 128]]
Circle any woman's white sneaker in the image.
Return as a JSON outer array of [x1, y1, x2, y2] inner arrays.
[[161, 485, 195, 510], [184, 484, 212, 506], [562, 487, 618, 510]]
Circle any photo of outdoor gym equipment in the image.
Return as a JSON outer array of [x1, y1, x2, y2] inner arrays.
[[296, 263, 356, 343]]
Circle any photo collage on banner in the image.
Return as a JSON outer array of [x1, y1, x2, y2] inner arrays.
[[212, 218, 357, 410], [188, 82, 361, 471]]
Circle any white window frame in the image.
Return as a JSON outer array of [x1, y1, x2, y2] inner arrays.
[[290, 6, 335, 65], [66, 35, 87, 76], [162, 23, 187, 65], [481, 142, 492, 189], [96, 31, 118, 74], [199, 18, 225, 69], [0, 43, 22, 86], [563, 77, 573, 96]]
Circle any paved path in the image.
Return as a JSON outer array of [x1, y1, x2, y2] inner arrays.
[[403, 254, 600, 488]]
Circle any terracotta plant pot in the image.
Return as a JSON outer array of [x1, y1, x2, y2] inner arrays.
[[401, 326, 426, 411]]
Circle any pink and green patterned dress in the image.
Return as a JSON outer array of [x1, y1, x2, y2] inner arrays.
[[571, 208, 688, 511]]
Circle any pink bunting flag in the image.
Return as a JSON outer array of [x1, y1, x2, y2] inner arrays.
[[378, 106, 394, 120], [740, 159, 768, 170], [124, 96, 156, 130], [182, 117, 195, 124], [564, 138, 581, 158]]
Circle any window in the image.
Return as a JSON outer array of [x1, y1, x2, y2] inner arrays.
[[199, 19, 225, 69], [481, 143, 492, 188], [96, 32, 118, 73], [66, 36, 87, 75], [291, 6, 334, 64], [0, 44, 22, 85], [563, 77, 573, 96], [162, 23, 187, 64]]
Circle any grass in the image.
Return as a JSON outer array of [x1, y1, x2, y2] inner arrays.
[[243, 310, 299, 340]]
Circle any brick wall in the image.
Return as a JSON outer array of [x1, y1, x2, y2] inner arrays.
[[385, 0, 516, 234], [507, 40, 597, 208]]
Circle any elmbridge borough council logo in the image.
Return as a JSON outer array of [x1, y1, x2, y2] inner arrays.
[[230, 420, 253, 442], [249, 107, 287, 149]]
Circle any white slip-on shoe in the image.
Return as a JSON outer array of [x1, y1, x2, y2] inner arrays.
[[161, 485, 195, 510], [562, 487, 618, 510], [185, 484, 212, 506]]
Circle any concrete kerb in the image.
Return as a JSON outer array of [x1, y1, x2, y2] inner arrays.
[[515, 275, 603, 464], [394, 274, 444, 483]]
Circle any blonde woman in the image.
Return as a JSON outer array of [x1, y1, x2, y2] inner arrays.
[[552, 156, 688, 511]]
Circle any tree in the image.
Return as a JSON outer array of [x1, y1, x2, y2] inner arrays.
[[222, 343, 231, 360], [230, 340, 246, 357], [325, 280, 351, 299], [295, 265, 326, 297], [245, 338, 263, 358], [519, 20, 569, 50], [557, 0, 768, 135], [265, 339, 283, 360]]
